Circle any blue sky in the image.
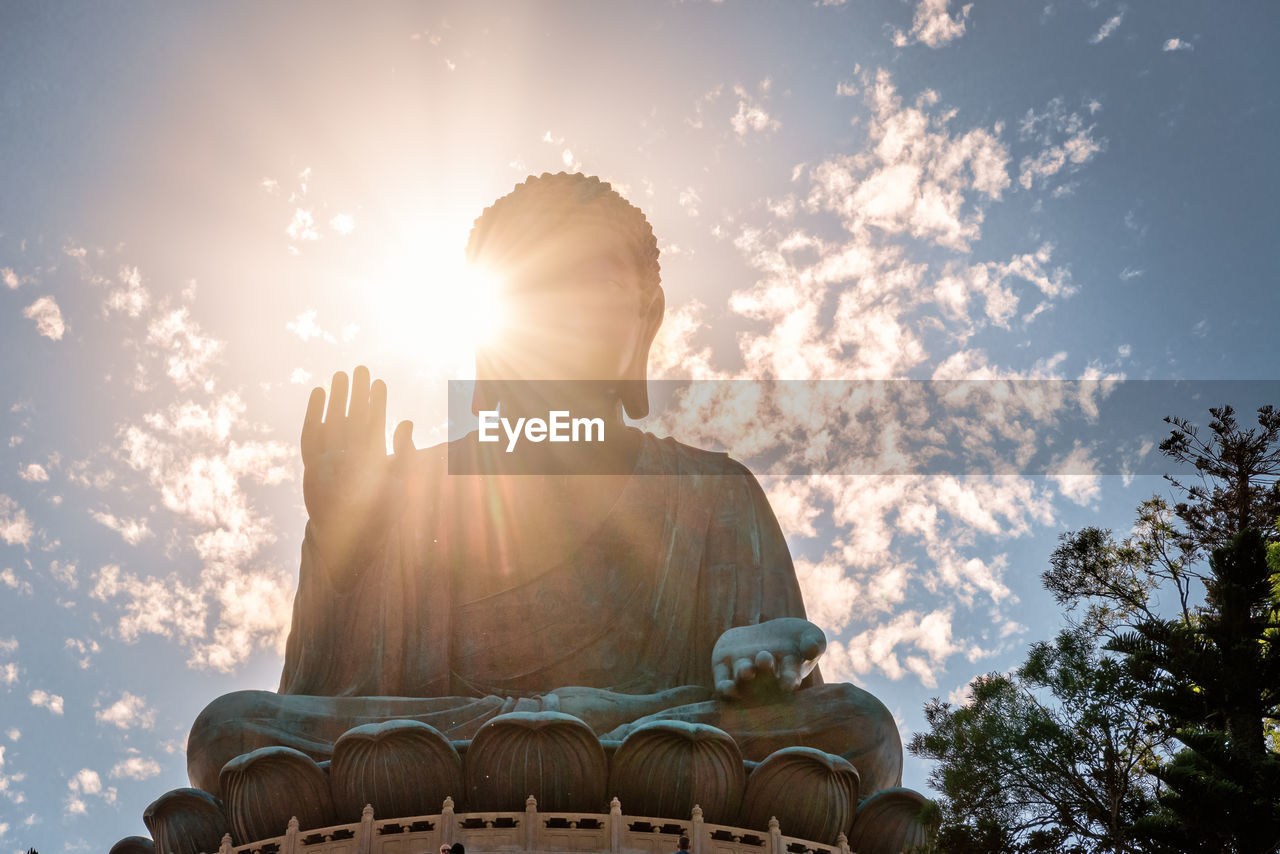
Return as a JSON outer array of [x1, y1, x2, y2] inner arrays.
[[1, 1, 1277, 850]]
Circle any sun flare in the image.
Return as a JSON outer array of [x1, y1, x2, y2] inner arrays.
[[372, 216, 505, 376]]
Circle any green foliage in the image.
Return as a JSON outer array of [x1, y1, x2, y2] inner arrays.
[[1117, 531, 1280, 853], [915, 405, 1280, 853], [1042, 407, 1280, 853], [908, 629, 1164, 853], [1160, 406, 1280, 549]]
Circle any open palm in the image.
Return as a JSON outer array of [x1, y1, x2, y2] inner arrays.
[[301, 365, 415, 569]]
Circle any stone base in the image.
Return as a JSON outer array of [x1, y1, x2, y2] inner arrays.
[[118, 713, 935, 854]]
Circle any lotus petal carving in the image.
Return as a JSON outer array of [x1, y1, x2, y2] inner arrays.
[[142, 788, 228, 854], [846, 787, 940, 854], [108, 836, 155, 854], [739, 747, 859, 843], [608, 720, 745, 825], [330, 719, 462, 820], [464, 711, 606, 812], [219, 746, 335, 844]]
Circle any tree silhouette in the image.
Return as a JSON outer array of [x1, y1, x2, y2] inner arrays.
[[1047, 406, 1280, 853], [916, 406, 1280, 853], [909, 629, 1165, 853]]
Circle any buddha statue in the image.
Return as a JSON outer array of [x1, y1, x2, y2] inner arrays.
[[174, 173, 925, 851]]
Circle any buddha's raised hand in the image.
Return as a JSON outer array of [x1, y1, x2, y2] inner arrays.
[[712, 617, 827, 702], [301, 366, 415, 567]]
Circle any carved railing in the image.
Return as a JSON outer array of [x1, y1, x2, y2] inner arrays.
[[212, 797, 865, 854]]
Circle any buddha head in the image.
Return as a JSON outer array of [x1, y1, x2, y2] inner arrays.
[[465, 172, 665, 419]]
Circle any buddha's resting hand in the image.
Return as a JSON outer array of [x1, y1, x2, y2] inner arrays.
[[712, 617, 827, 702], [301, 365, 415, 571]]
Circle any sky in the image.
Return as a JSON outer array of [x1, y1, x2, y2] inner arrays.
[[1, 0, 1278, 850]]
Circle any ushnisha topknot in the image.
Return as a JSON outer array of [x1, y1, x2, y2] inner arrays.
[[465, 172, 661, 294]]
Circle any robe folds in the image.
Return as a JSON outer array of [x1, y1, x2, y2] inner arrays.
[[187, 432, 903, 797], [278, 432, 814, 699]]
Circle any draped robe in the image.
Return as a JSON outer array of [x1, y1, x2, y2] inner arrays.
[[281, 432, 809, 697], [187, 432, 902, 796]]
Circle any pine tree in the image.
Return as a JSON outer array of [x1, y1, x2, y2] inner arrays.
[[1044, 406, 1280, 852], [1110, 530, 1280, 853]]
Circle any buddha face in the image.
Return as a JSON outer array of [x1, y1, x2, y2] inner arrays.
[[476, 221, 664, 385]]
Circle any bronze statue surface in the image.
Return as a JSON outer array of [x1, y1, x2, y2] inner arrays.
[[182, 173, 914, 841]]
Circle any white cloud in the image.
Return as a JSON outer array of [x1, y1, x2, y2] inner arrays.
[[934, 243, 1075, 335], [286, 309, 335, 343], [146, 308, 224, 391], [1162, 38, 1192, 52], [649, 300, 720, 380], [805, 69, 1010, 251], [1090, 12, 1123, 44], [65, 637, 100, 669], [29, 689, 65, 715], [93, 563, 208, 646], [678, 187, 702, 217], [66, 768, 116, 816], [893, 0, 973, 48], [95, 691, 155, 730], [69, 769, 100, 795], [0, 496, 33, 547], [77, 338, 297, 674], [1018, 98, 1105, 190], [797, 555, 862, 634], [685, 84, 724, 130], [0, 744, 28, 806], [103, 266, 151, 318], [50, 559, 76, 589], [824, 608, 960, 688], [945, 682, 974, 706], [761, 477, 823, 538], [797, 549, 913, 635], [118, 431, 292, 530], [289, 368, 313, 385], [0, 663, 16, 685], [93, 410, 296, 672], [731, 81, 780, 138], [3, 730, 15, 741], [23, 296, 66, 340], [91, 511, 154, 545], [18, 463, 48, 482], [0, 637, 17, 655], [0, 568, 30, 594], [188, 562, 296, 672], [110, 755, 162, 780], [329, 214, 355, 235], [286, 208, 319, 241], [2, 268, 20, 289], [142, 392, 247, 443], [1051, 454, 1102, 504]]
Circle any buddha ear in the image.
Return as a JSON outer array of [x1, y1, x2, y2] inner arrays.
[[620, 287, 665, 420]]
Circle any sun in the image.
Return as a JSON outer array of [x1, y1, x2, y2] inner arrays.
[[372, 214, 505, 376]]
